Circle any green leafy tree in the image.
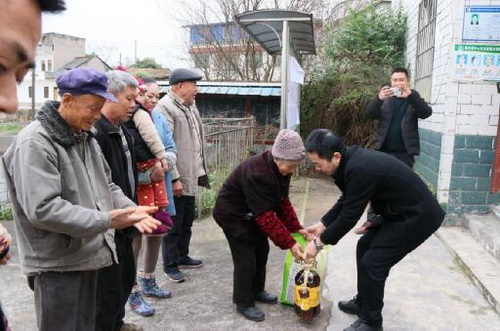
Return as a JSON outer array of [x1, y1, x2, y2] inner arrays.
[[301, 3, 407, 147], [130, 57, 163, 69]]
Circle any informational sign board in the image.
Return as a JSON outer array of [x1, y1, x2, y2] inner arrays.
[[462, 6, 500, 42], [453, 44, 500, 81], [286, 56, 304, 130]]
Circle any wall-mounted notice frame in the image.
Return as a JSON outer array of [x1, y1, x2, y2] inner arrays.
[[462, 6, 500, 42], [453, 44, 500, 81]]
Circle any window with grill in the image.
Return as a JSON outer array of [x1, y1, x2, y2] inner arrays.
[[415, 0, 437, 101]]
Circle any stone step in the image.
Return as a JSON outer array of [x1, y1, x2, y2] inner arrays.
[[462, 213, 500, 263], [436, 226, 500, 314], [492, 205, 500, 221]]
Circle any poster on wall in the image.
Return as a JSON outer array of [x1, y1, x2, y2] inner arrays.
[[453, 44, 500, 81], [462, 6, 500, 42]]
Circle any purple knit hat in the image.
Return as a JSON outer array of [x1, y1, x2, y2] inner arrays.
[[271, 129, 305, 161]]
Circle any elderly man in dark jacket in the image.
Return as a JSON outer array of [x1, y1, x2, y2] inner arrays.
[[303, 129, 445, 331], [94, 70, 144, 331], [365, 67, 432, 168]]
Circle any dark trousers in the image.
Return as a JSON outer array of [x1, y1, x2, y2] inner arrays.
[[355, 217, 440, 327], [96, 232, 136, 331], [0, 301, 7, 331], [162, 195, 195, 270], [224, 231, 269, 307], [32, 270, 98, 331], [379, 150, 415, 168]]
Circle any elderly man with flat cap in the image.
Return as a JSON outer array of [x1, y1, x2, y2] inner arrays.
[[155, 68, 208, 283], [1, 67, 160, 331]]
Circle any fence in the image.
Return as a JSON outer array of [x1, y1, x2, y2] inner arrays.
[[197, 117, 256, 218]]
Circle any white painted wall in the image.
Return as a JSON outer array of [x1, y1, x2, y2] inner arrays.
[[17, 73, 57, 110]]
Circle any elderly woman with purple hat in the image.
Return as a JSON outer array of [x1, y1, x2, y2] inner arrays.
[[213, 129, 307, 322]]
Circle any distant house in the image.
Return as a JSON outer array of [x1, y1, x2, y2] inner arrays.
[[187, 22, 281, 82], [47, 55, 111, 79], [16, 33, 111, 112], [158, 81, 281, 142]]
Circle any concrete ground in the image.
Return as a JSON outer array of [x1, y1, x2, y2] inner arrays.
[[1, 177, 499, 330]]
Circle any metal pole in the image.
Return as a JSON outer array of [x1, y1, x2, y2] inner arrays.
[[280, 20, 290, 130], [31, 69, 36, 118], [134, 40, 138, 63]]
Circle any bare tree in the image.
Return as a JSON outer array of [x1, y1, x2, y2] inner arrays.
[[159, 0, 327, 82], [87, 43, 121, 67]]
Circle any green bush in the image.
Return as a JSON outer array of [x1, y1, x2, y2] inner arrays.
[[0, 204, 13, 220], [0, 122, 23, 134], [196, 168, 231, 218], [301, 3, 407, 147]]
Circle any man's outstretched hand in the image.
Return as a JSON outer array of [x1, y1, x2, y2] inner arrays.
[[110, 206, 161, 233], [305, 221, 326, 240]]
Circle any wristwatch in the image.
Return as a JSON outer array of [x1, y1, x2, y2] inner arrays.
[[313, 237, 323, 251]]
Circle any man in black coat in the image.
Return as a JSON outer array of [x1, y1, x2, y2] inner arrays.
[[94, 70, 145, 331], [303, 129, 445, 331], [365, 67, 432, 168]]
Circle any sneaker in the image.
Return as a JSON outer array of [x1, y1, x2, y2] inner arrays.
[[120, 323, 144, 331], [153, 210, 173, 229], [128, 290, 155, 317], [178, 256, 203, 268], [139, 272, 172, 298], [343, 319, 383, 331], [338, 295, 362, 316], [164, 268, 185, 283]]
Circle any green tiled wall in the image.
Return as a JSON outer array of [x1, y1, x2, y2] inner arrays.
[[414, 128, 441, 189], [449, 134, 498, 218]]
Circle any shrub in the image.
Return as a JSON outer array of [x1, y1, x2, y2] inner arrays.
[[0, 204, 13, 221], [301, 3, 407, 147]]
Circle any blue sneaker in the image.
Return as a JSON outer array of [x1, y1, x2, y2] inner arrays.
[[139, 272, 172, 298], [164, 268, 185, 283], [178, 257, 203, 269], [128, 289, 155, 317]]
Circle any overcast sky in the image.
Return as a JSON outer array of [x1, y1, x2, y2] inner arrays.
[[41, 0, 192, 69]]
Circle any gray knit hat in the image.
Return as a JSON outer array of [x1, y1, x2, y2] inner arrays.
[[271, 129, 305, 161]]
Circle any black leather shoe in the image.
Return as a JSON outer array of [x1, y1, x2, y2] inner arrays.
[[343, 319, 383, 331], [236, 306, 265, 322], [338, 296, 361, 315], [254, 291, 277, 304]]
